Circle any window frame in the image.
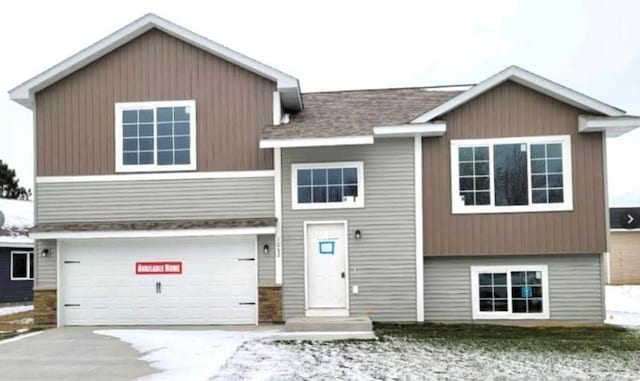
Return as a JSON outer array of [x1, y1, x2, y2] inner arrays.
[[450, 135, 573, 214], [11, 250, 34, 281], [470, 265, 550, 320], [115, 100, 197, 173], [291, 161, 365, 210]]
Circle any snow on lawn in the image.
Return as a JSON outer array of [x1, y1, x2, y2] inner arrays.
[[216, 336, 640, 381], [606, 285, 640, 328], [95, 329, 275, 381], [0, 305, 33, 317], [0, 199, 33, 229]]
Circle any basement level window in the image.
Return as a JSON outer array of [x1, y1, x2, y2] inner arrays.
[[450, 135, 573, 214], [291, 162, 364, 209], [115, 100, 196, 172], [11, 251, 34, 280], [470, 265, 550, 320]]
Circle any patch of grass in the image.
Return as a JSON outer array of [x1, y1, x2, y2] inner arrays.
[[375, 323, 640, 354], [0, 331, 19, 341]]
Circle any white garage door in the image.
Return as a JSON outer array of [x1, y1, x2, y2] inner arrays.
[[60, 236, 257, 326]]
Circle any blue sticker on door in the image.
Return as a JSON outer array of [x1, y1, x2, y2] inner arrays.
[[318, 241, 335, 255]]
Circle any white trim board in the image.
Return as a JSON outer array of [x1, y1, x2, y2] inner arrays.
[[9, 13, 301, 111], [274, 147, 283, 285], [36, 170, 274, 183], [30, 226, 276, 240], [0, 242, 34, 248], [414, 136, 424, 322], [260, 136, 374, 149], [374, 122, 446, 138], [411, 66, 626, 124]]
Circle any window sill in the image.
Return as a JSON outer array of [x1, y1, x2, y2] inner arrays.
[[472, 313, 550, 320], [452, 202, 573, 215], [292, 202, 365, 211], [115, 164, 197, 173]]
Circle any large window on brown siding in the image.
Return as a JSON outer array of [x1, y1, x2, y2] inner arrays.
[[115, 100, 196, 173], [450, 135, 572, 214]]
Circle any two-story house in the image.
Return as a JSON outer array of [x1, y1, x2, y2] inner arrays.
[[9, 14, 639, 327]]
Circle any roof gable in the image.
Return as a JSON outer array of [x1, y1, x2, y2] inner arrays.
[[411, 66, 625, 124], [9, 13, 301, 110]]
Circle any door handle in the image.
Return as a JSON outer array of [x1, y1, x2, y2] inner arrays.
[[156, 281, 162, 294], [341, 271, 345, 279]]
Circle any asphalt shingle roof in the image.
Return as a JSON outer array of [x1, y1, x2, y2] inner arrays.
[[263, 87, 464, 140]]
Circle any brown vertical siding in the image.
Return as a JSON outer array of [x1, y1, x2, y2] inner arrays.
[[35, 29, 275, 176], [423, 81, 607, 255], [609, 232, 640, 284]]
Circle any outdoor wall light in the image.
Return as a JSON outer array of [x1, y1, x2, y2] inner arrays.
[[263, 244, 270, 255], [355, 230, 362, 239], [40, 249, 50, 257]]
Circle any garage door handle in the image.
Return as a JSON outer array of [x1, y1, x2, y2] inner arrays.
[[64, 261, 80, 264], [238, 258, 255, 261], [239, 302, 256, 305], [64, 304, 80, 307]]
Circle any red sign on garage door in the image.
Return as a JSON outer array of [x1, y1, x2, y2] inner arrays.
[[135, 261, 182, 275]]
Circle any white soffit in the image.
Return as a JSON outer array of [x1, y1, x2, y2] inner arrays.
[[9, 13, 302, 111], [374, 122, 446, 137], [579, 115, 640, 137], [259, 135, 374, 148], [411, 66, 626, 124]]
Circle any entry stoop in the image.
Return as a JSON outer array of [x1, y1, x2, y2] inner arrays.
[[275, 316, 375, 341]]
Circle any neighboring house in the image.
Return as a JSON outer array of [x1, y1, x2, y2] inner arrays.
[[8, 14, 640, 327], [0, 199, 34, 303], [608, 208, 640, 284]]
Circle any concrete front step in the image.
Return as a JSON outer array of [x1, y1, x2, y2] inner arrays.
[[284, 316, 373, 332]]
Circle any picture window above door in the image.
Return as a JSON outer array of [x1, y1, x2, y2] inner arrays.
[[115, 100, 196, 172], [292, 162, 364, 209]]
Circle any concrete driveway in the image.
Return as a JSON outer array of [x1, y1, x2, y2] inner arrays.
[[0, 328, 155, 381]]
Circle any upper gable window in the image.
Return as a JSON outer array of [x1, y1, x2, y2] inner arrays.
[[451, 135, 573, 214], [291, 162, 364, 209], [115, 100, 196, 172]]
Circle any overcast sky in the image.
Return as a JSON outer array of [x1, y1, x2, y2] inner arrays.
[[1, 0, 638, 205]]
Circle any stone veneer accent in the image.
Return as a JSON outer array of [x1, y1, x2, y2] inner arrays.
[[259, 286, 283, 323], [33, 289, 57, 327]]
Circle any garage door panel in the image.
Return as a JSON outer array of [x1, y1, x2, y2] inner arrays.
[[60, 236, 257, 325]]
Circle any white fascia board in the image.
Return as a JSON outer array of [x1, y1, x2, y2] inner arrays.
[[259, 135, 374, 148], [30, 226, 276, 240], [411, 66, 625, 124], [579, 115, 640, 137], [0, 241, 34, 248], [9, 13, 301, 110], [36, 170, 274, 183], [374, 122, 446, 138]]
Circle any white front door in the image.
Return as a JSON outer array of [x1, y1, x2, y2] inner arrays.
[[305, 222, 348, 315]]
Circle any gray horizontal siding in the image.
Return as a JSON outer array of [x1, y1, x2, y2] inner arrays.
[[282, 139, 417, 322], [34, 240, 57, 289], [258, 234, 275, 286], [36, 176, 274, 223], [424, 254, 604, 322]]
